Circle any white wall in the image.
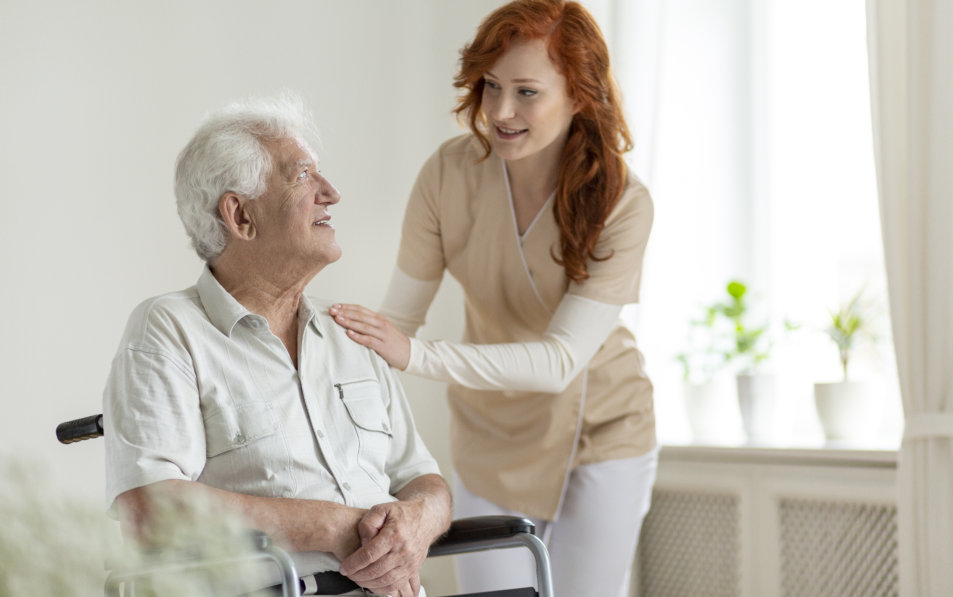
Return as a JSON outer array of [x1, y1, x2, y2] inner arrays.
[[0, 0, 505, 591]]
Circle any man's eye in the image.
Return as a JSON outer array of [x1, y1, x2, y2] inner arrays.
[[298, 169, 309, 180]]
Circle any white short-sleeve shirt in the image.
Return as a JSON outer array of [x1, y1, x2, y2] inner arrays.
[[103, 267, 440, 559]]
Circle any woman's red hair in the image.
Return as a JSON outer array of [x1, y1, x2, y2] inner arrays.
[[454, 0, 633, 284]]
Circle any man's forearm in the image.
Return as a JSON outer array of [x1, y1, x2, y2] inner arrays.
[[116, 479, 365, 558], [394, 473, 453, 544]]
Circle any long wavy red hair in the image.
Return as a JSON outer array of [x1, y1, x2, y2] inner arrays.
[[454, 0, 633, 283]]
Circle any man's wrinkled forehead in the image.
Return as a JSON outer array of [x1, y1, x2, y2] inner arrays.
[[267, 136, 319, 177]]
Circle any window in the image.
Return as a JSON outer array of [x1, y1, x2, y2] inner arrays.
[[601, 0, 901, 444]]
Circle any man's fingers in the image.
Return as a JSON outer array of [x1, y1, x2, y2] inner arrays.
[[338, 538, 390, 576], [359, 507, 387, 543], [340, 527, 417, 585], [389, 577, 419, 597], [338, 498, 431, 591], [347, 555, 414, 593], [339, 507, 391, 577]]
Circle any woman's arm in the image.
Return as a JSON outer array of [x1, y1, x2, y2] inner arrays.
[[330, 268, 441, 370], [404, 293, 622, 392], [331, 272, 624, 393], [378, 268, 442, 337]]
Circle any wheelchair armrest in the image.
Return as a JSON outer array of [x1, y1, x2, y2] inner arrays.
[[429, 515, 535, 555], [429, 516, 554, 597]]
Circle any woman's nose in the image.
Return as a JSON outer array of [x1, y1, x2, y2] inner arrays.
[[488, 92, 515, 121]]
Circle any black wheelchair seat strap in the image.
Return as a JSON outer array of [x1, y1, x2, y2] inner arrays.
[[263, 570, 362, 595]]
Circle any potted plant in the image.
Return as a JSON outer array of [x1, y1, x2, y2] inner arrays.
[[813, 291, 881, 441], [677, 280, 776, 441], [716, 280, 777, 441], [675, 334, 736, 442]]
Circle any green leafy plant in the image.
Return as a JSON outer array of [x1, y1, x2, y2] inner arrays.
[[0, 459, 270, 596], [676, 279, 771, 383], [825, 291, 878, 381]]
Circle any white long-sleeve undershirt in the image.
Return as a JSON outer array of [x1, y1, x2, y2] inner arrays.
[[379, 268, 628, 394]]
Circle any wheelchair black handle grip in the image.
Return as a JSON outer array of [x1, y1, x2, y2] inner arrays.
[[56, 414, 104, 444]]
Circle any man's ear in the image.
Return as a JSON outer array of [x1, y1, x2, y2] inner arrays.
[[219, 193, 257, 241]]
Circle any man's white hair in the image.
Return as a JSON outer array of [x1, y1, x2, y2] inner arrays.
[[174, 92, 319, 262]]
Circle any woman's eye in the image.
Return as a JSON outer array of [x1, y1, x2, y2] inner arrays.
[[484, 79, 500, 90], [519, 88, 537, 97]]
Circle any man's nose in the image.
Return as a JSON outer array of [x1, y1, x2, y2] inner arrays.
[[313, 173, 341, 205]]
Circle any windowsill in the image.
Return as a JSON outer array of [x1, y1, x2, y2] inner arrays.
[[659, 437, 900, 468], [652, 376, 905, 465]]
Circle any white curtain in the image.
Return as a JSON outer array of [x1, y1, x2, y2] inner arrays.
[[866, 1, 953, 595], [583, 0, 665, 185]]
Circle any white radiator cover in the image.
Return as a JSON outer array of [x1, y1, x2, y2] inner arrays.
[[632, 446, 898, 597]]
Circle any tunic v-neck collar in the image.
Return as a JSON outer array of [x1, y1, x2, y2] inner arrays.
[[502, 158, 556, 242], [501, 158, 557, 316]]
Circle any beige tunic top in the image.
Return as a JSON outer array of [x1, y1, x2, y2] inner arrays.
[[397, 134, 656, 519]]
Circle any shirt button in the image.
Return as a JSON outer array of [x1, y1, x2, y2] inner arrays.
[[316, 429, 325, 439], [342, 482, 351, 491], [234, 433, 245, 444]]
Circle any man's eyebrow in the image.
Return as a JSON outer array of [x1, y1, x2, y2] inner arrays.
[[283, 158, 315, 176]]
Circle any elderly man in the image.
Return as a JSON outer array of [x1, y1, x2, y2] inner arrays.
[[103, 94, 451, 597]]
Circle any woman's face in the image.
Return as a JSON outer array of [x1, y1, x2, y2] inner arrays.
[[481, 38, 577, 165]]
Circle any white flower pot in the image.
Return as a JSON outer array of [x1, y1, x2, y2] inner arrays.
[[813, 381, 881, 442], [683, 376, 737, 442], [737, 373, 778, 442]]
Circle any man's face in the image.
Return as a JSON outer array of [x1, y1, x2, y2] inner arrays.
[[248, 137, 342, 273]]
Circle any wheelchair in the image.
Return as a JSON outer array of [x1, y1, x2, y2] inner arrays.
[[57, 414, 554, 597]]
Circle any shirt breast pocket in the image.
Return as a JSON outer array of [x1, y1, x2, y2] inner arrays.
[[204, 401, 280, 457], [336, 379, 393, 482]]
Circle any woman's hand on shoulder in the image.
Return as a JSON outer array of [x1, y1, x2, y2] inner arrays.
[[329, 304, 411, 370]]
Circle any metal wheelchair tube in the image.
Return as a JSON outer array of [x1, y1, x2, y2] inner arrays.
[[427, 532, 554, 597], [262, 543, 301, 597]]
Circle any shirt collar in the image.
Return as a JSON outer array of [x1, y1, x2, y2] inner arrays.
[[196, 265, 325, 338], [297, 293, 325, 337], [196, 266, 252, 336]]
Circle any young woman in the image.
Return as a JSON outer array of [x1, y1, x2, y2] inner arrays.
[[331, 1, 657, 595]]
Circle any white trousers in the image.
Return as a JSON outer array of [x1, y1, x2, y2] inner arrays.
[[452, 448, 659, 597]]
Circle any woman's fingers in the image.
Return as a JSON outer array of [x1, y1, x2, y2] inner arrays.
[[330, 304, 412, 370], [331, 303, 374, 324], [331, 304, 384, 335]]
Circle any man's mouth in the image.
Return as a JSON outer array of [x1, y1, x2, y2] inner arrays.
[[313, 216, 333, 228]]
